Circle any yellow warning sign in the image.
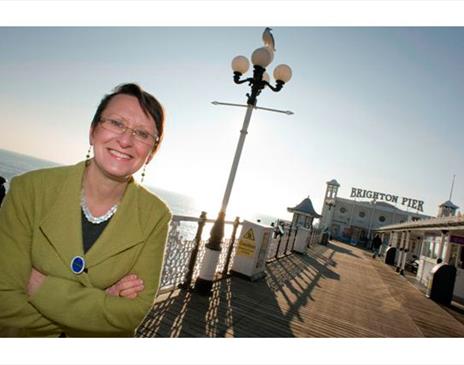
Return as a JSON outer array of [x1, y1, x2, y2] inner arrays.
[[236, 228, 256, 257], [243, 228, 255, 241]]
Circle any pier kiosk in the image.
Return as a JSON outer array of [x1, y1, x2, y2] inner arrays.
[[231, 220, 272, 281], [293, 226, 311, 254]]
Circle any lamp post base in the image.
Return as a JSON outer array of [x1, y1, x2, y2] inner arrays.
[[193, 211, 225, 296], [194, 247, 221, 295], [193, 277, 214, 295]]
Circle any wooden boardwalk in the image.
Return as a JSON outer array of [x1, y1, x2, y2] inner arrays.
[[136, 240, 464, 337]]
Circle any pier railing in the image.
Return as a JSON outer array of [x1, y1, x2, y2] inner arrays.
[[159, 213, 323, 292], [266, 225, 323, 261], [266, 224, 298, 260], [308, 227, 323, 247], [159, 213, 241, 291]]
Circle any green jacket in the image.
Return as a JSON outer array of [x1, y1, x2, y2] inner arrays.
[[0, 161, 171, 337]]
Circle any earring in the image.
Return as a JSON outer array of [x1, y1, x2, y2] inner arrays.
[[141, 163, 147, 183], [85, 146, 92, 167]]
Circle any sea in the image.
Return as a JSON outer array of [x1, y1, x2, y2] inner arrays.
[[0, 148, 278, 236], [0, 148, 200, 215]]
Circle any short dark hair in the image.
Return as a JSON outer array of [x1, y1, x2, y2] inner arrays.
[[91, 83, 165, 153]]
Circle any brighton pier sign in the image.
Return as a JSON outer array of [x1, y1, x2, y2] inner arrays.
[[350, 187, 424, 212]]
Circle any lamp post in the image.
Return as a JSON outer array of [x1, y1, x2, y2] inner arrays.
[[367, 199, 377, 242], [325, 198, 336, 222], [194, 30, 293, 295]]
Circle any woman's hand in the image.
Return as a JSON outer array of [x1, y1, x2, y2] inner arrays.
[[27, 268, 46, 297], [105, 274, 144, 299]]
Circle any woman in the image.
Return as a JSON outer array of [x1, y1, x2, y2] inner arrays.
[[0, 83, 171, 337]]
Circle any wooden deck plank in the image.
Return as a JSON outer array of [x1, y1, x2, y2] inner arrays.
[[137, 240, 464, 337]]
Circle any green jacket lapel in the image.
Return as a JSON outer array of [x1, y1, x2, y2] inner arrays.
[[85, 179, 145, 267], [39, 162, 90, 285]]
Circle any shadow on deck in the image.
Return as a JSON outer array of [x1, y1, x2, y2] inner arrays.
[[136, 240, 464, 338]]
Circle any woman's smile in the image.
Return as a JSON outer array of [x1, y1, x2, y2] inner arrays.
[[107, 148, 133, 160]]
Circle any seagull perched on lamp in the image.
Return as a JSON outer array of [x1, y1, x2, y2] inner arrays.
[[262, 27, 276, 52]]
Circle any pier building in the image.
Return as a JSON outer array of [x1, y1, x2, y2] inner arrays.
[[377, 201, 464, 303], [318, 178, 464, 305], [319, 179, 431, 245]]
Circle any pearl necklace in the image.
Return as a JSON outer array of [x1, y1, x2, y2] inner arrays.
[[80, 189, 119, 224]]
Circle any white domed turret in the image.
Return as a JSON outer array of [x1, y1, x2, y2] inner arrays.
[[437, 200, 459, 217], [320, 179, 340, 230], [325, 179, 340, 199]]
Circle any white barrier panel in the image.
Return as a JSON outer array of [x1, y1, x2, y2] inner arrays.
[[293, 226, 311, 254], [231, 220, 272, 281]]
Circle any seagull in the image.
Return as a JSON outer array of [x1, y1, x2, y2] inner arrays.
[[262, 27, 276, 52]]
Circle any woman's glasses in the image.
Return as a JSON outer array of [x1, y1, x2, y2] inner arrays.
[[100, 117, 159, 146]]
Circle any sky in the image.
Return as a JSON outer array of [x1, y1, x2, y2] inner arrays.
[[1, 22, 464, 223]]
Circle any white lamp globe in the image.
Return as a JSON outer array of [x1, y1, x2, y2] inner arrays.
[[231, 56, 250, 74], [251, 47, 274, 68], [273, 64, 292, 83], [263, 72, 270, 83]]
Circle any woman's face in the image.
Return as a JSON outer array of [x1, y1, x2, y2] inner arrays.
[[90, 94, 158, 181]]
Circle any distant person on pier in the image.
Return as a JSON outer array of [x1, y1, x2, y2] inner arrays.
[[0, 176, 5, 206], [0, 83, 171, 337], [372, 234, 382, 258]]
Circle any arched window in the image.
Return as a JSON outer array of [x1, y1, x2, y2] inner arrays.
[[359, 211, 366, 218]]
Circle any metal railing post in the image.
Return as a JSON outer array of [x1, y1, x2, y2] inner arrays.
[[179, 211, 207, 289], [284, 224, 292, 254], [222, 216, 241, 276], [290, 225, 299, 252], [275, 232, 283, 259]]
